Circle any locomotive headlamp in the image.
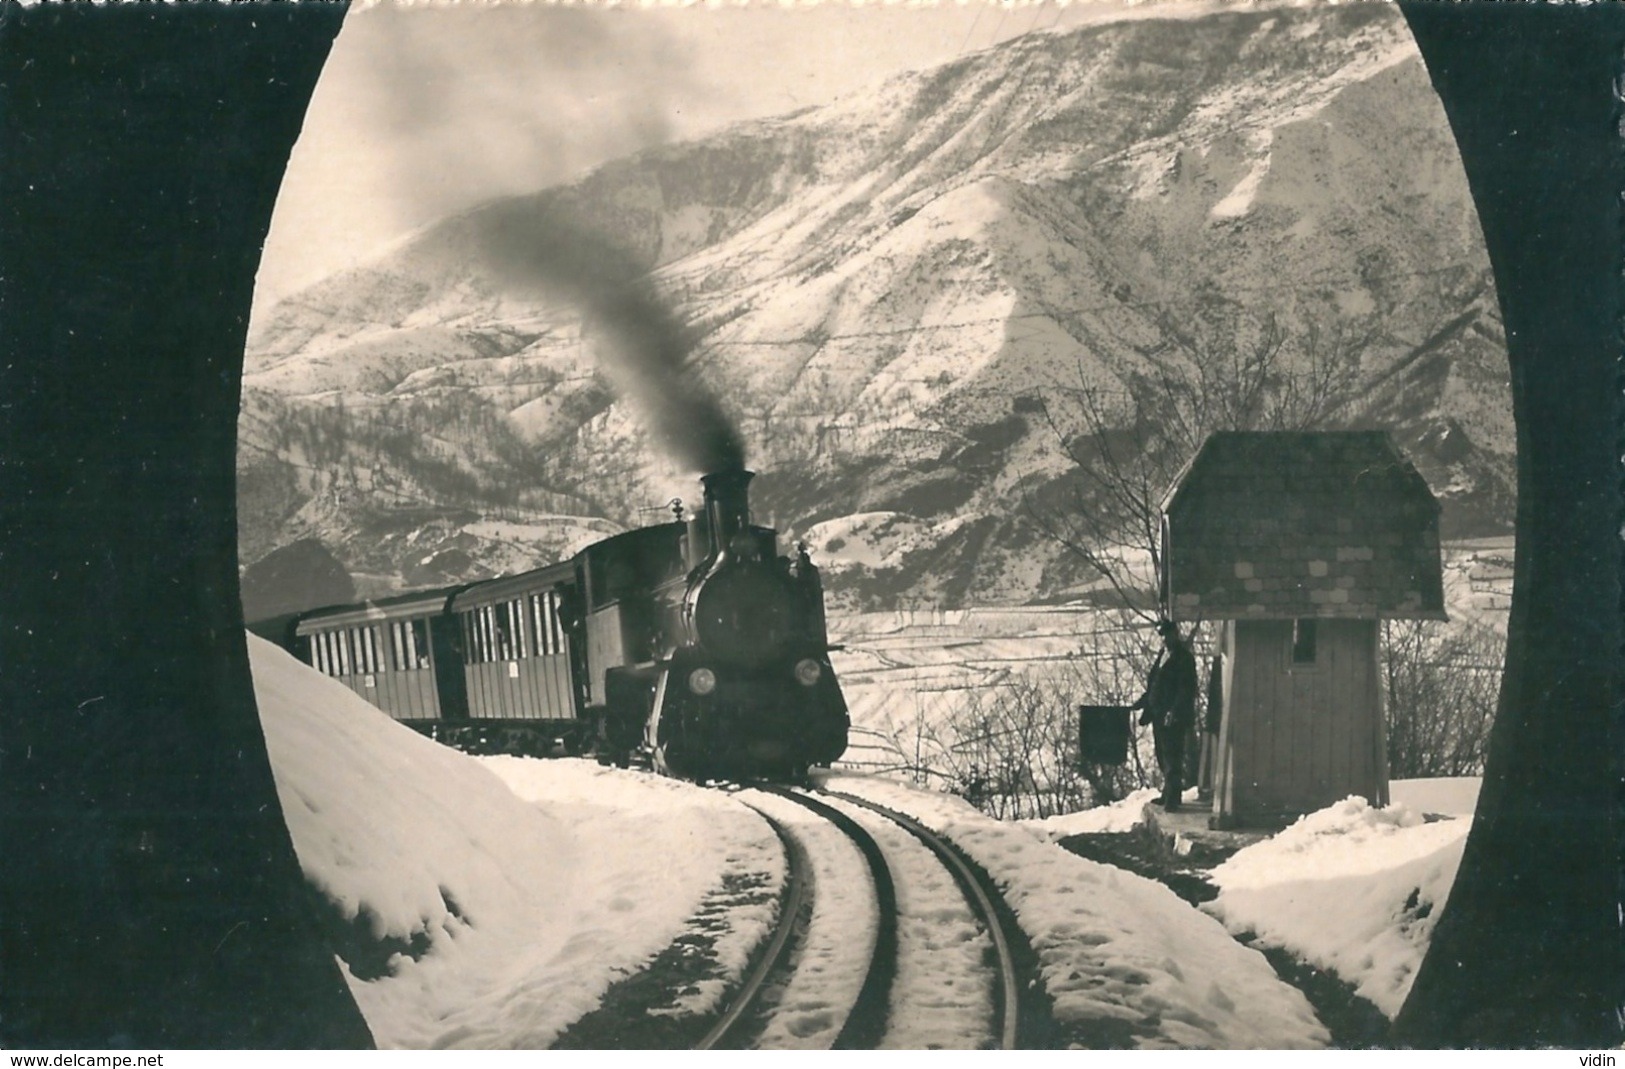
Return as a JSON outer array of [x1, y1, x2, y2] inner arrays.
[[688, 667, 718, 696], [793, 658, 823, 687]]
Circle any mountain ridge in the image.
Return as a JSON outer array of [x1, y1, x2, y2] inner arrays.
[[239, 4, 1513, 611]]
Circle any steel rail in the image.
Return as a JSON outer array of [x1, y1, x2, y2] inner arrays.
[[749, 784, 898, 1050], [821, 789, 1022, 1050], [693, 807, 810, 1050]]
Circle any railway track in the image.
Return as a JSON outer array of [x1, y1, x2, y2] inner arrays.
[[711, 783, 1030, 1050], [820, 788, 1024, 1050], [692, 807, 813, 1049]]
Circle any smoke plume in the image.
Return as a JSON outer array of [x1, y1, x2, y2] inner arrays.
[[472, 202, 746, 474]]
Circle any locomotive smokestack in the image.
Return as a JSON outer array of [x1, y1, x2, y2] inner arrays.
[[701, 468, 754, 556]]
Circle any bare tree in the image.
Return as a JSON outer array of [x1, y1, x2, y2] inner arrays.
[[1149, 307, 1371, 456], [871, 626, 1165, 819], [1008, 305, 1375, 809], [1021, 304, 1371, 622], [1382, 618, 1503, 779]]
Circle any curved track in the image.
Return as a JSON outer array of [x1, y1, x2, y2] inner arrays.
[[711, 782, 1026, 1049], [718, 784, 898, 1049], [821, 788, 1023, 1049], [693, 808, 812, 1050]]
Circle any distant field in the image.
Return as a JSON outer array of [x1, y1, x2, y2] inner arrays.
[[829, 540, 1512, 778]]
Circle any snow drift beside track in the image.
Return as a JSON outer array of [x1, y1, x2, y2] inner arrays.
[[250, 634, 780, 1048]]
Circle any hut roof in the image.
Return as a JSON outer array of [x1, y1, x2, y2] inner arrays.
[[1161, 431, 1445, 621]]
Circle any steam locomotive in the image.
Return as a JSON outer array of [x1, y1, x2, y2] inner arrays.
[[277, 468, 849, 781]]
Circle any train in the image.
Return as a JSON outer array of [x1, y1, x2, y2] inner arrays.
[[269, 468, 850, 781]]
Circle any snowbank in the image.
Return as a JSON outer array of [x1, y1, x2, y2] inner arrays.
[[476, 756, 785, 1029], [823, 772, 1328, 1049], [249, 629, 1473, 1048], [251, 636, 781, 1048], [1021, 789, 1162, 840], [1204, 796, 1470, 1019]]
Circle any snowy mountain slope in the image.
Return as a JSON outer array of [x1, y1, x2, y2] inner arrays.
[[241, 4, 1512, 607]]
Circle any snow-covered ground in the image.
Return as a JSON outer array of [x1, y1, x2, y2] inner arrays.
[[251, 632, 1478, 1048], [1205, 795, 1471, 1020], [825, 774, 1329, 1048], [254, 635, 780, 1048]]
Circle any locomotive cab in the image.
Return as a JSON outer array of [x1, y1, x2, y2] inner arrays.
[[576, 524, 689, 763]]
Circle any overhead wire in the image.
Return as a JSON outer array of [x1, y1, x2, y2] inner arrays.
[[695, 260, 1489, 350]]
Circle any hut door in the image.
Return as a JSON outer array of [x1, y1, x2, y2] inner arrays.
[[1213, 621, 1238, 822]]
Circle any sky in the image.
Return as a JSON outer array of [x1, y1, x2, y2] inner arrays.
[[253, 0, 1239, 324]]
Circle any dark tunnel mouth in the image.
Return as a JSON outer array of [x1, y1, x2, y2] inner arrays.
[[5, 1, 1621, 1050]]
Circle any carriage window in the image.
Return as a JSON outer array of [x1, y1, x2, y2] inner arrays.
[[1291, 618, 1318, 665], [506, 599, 526, 660], [530, 591, 562, 656], [409, 619, 431, 669], [490, 606, 505, 660], [389, 621, 422, 672]]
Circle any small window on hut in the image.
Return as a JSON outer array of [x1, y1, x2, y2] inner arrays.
[[1291, 618, 1318, 666]]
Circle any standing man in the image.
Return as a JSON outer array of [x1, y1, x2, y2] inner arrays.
[[1132, 619, 1199, 810]]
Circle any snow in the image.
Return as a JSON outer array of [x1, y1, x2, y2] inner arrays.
[[1209, 132, 1273, 220], [461, 517, 625, 562], [821, 772, 1329, 1048], [252, 632, 1476, 1048], [732, 788, 878, 1049], [1390, 776, 1481, 817], [251, 635, 781, 1048], [1204, 795, 1471, 1019], [820, 794, 995, 1048], [805, 511, 933, 571], [1023, 788, 1162, 840]]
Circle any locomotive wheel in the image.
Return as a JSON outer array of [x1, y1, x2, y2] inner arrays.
[[653, 736, 718, 784]]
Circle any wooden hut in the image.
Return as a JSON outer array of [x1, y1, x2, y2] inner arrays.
[[1160, 431, 1445, 827]]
